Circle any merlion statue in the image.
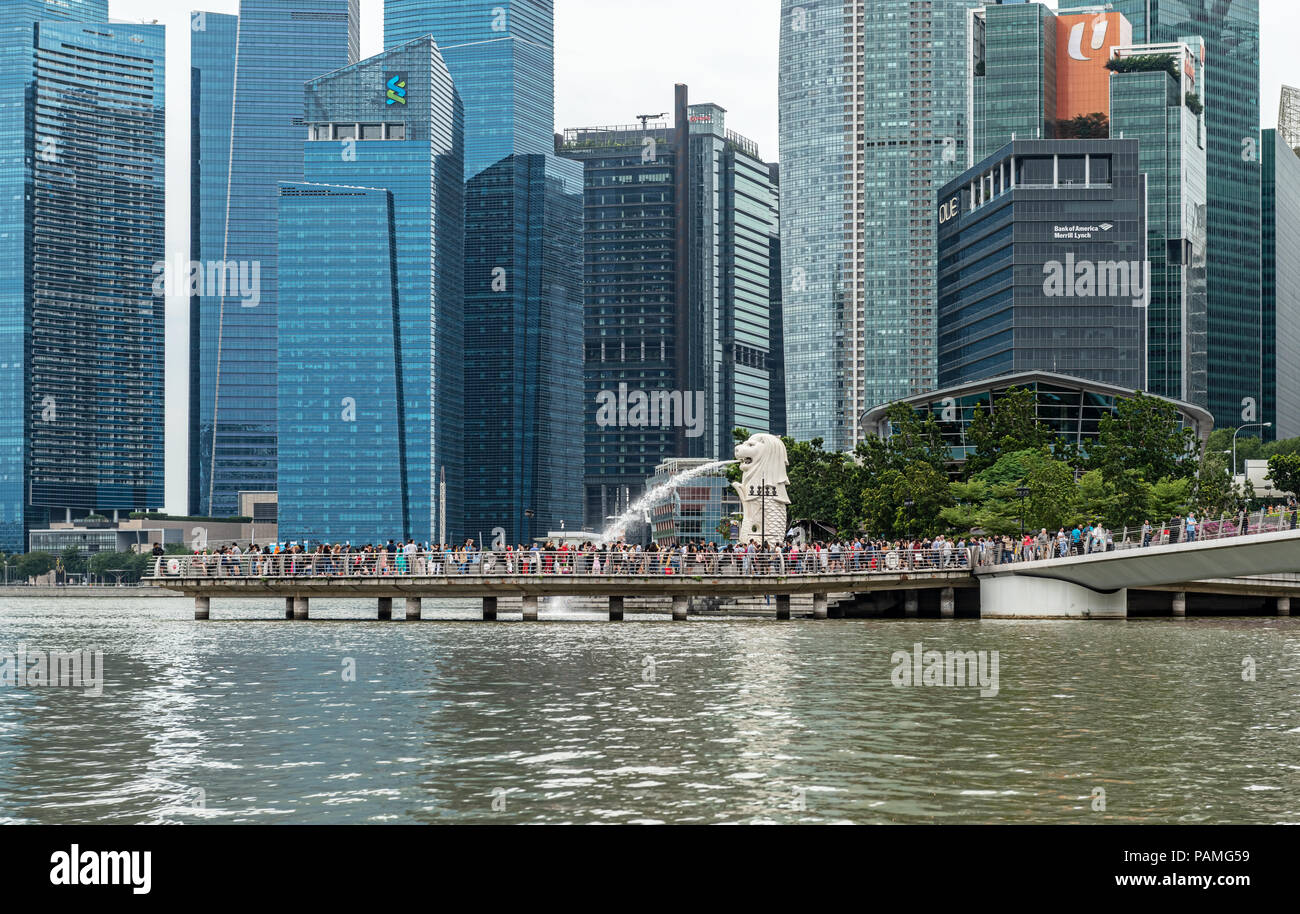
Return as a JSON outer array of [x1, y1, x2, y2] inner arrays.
[[733, 433, 790, 546]]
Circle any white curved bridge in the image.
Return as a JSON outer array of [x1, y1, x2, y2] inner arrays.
[[976, 527, 1300, 618]]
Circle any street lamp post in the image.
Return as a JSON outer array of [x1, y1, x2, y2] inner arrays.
[[1015, 486, 1031, 537], [1232, 423, 1272, 479]]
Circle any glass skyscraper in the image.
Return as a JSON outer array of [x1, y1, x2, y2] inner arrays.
[[462, 155, 584, 544], [0, 2, 165, 553], [1060, 0, 1260, 429], [190, 1, 357, 518], [278, 185, 408, 545], [280, 36, 465, 546], [384, 0, 553, 180], [385, 0, 583, 542], [778, 0, 980, 451], [1263, 125, 1300, 440], [559, 91, 779, 531]]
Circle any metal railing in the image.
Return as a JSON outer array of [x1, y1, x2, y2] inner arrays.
[[974, 508, 1300, 568], [147, 547, 971, 580]]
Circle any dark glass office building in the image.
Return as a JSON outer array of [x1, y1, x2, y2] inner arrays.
[[280, 36, 465, 546], [0, 3, 165, 553], [462, 155, 584, 544], [936, 139, 1146, 390], [559, 90, 779, 530], [387, 1, 584, 542], [190, 1, 358, 518], [1060, 0, 1260, 430]]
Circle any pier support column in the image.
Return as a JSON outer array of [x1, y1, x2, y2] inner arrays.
[[980, 576, 1126, 619], [672, 596, 688, 621], [905, 592, 919, 618], [1278, 596, 1292, 617], [378, 597, 392, 621], [1171, 592, 1186, 618], [812, 593, 828, 620], [293, 596, 309, 620], [285, 597, 294, 620], [522, 595, 539, 621], [775, 594, 791, 620], [405, 597, 422, 621], [194, 596, 210, 621], [609, 595, 625, 622], [940, 588, 956, 619], [482, 596, 498, 621]]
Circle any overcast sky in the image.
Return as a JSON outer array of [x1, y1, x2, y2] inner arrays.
[[102, 0, 1298, 513]]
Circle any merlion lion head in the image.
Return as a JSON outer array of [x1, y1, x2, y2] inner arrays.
[[734, 433, 790, 505]]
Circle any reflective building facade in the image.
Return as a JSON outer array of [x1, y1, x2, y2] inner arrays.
[[384, 0, 553, 179], [277, 184, 408, 545], [935, 139, 1147, 390], [862, 370, 1214, 466], [1060, 0, 1260, 430], [1263, 126, 1300, 439], [778, 0, 980, 451], [0, 2, 165, 552], [559, 91, 779, 531], [190, 1, 358, 517], [280, 36, 465, 545], [462, 154, 584, 545]]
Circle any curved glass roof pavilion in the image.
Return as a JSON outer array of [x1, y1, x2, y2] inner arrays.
[[861, 370, 1214, 465]]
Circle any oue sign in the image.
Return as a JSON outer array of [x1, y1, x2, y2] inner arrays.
[[938, 195, 961, 225]]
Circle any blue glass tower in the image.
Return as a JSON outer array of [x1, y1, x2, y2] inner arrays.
[[384, 0, 553, 179], [277, 185, 408, 545], [463, 155, 584, 544], [384, 0, 583, 542], [280, 35, 465, 545], [0, 2, 165, 552], [190, 1, 357, 518]]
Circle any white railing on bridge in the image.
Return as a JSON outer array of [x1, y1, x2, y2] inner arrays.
[[974, 507, 1300, 568], [147, 547, 971, 581]]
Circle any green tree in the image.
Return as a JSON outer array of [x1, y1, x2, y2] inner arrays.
[[1194, 451, 1247, 516], [1266, 453, 1300, 496], [965, 387, 1057, 475], [1088, 392, 1197, 481], [862, 462, 953, 540], [1058, 111, 1109, 138], [15, 552, 55, 581], [59, 546, 85, 576]]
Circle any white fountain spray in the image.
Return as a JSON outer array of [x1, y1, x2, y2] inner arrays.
[[598, 459, 737, 545]]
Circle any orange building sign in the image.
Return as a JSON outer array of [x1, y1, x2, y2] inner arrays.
[[1055, 11, 1133, 124]]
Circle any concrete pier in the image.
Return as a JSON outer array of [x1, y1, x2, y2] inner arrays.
[[522, 595, 539, 621], [1172, 592, 1187, 618], [981, 576, 1126, 620], [609, 595, 624, 622], [293, 596, 309, 620], [285, 597, 294, 620], [405, 597, 422, 621], [195, 596, 210, 621], [672, 595, 688, 621], [905, 592, 919, 617], [812, 593, 828, 620], [775, 594, 791, 620], [940, 587, 955, 618], [378, 597, 392, 621], [1279, 596, 1291, 617], [483, 596, 497, 621]]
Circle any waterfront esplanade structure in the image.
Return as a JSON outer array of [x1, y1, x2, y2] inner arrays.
[[861, 370, 1214, 466]]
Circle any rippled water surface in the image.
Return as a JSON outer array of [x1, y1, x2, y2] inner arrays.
[[1, 596, 1297, 824]]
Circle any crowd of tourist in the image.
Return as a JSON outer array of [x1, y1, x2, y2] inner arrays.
[[154, 500, 1299, 578]]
